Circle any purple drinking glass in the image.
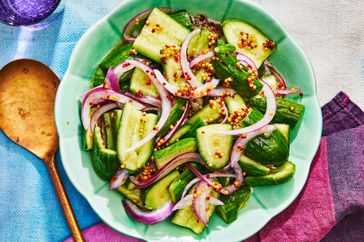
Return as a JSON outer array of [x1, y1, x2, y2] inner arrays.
[[0, 0, 62, 26]]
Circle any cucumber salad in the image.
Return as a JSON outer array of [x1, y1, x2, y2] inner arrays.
[[80, 8, 305, 234]]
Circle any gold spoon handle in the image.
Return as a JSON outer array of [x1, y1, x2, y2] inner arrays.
[[45, 156, 85, 242]]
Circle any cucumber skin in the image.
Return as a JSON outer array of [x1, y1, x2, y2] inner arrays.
[[182, 117, 206, 138], [212, 44, 263, 98], [245, 161, 296, 187], [249, 97, 305, 127], [216, 185, 251, 224], [92, 127, 119, 181], [103, 112, 116, 150], [158, 98, 186, 137], [168, 168, 196, 203], [239, 155, 270, 176], [169, 10, 193, 30], [83, 128, 93, 150], [242, 108, 289, 166], [117, 185, 145, 209]]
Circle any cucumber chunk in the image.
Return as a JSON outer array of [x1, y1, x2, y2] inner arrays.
[[117, 185, 145, 209], [117, 103, 158, 174], [187, 29, 211, 56], [171, 185, 218, 234], [188, 99, 223, 124], [216, 185, 251, 224], [103, 112, 116, 150], [169, 10, 193, 30], [114, 109, 123, 132], [144, 170, 180, 210], [245, 161, 296, 186], [153, 138, 197, 169], [182, 117, 206, 138], [158, 98, 186, 137], [166, 124, 191, 146], [168, 168, 196, 203], [223, 19, 275, 68], [83, 128, 93, 150], [224, 94, 247, 113], [130, 68, 158, 97], [196, 124, 233, 169], [239, 155, 270, 176], [274, 123, 290, 142], [133, 8, 190, 62], [92, 127, 119, 181], [249, 97, 305, 127]]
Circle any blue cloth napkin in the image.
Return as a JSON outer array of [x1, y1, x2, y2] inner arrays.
[[0, 1, 122, 241]]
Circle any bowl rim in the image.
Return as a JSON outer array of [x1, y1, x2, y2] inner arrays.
[[55, 0, 322, 240]]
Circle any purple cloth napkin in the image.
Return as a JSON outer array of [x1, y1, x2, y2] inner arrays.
[[65, 92, 364, 242]]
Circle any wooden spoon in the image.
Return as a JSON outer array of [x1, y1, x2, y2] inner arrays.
[[0, 59, 84, 242]]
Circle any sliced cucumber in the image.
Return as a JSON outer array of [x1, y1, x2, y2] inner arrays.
[[196, 124, 233, 169], [168, 168, 196, 203], [274, 123, 290, 142], [144, 170, 180, 210], [223, 19, 275, 68], [216, 185, 251, 224], [187, 29, 211, 56], [130, 68, 158, 97], [103, 112, 116, 150], [83, 128, 93, 150], [182, 117, 206, 138], [239, 155, 270, 176], [172, 185, 218, 234], [153, 138, 197, 169], [169, 10, 193, 30], [92, 127, 119, 181], [166, 124, 191, 146], [188, 99, 223, 124], [114, 109, 123, 132], [262, 75, 279, 90], [117, 103, 158, 174], [158, 98, 186, 137], [245, 161, 296, 186], [133, 8, 190, 62], [164, 56, 187, 87], [224, 94, 247, 113], [117, 185, 145, 209]]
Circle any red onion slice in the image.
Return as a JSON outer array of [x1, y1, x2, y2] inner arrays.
[[276, 87, 301, 95], [180, 29, 203, 88], [110, 169, 129, 190], [122, 199, 174, 224], [124, 92, 161, 108], [209, 197, 224, 206], [160, 101, 190, 145], [81, 88, 147, 130], [105, 68, 120, 93], [216, 79, 277, 135], [264, 61, 287, 89], [229, 125, 276, 168], [172, 194, 193, 211], [154, 69, 180, 94], [192, 181, 211, 226], [192, 78, 220, 97], [221, 102, 228, 124], [181, 177, 201, 199], [130, 153, 207, 188], [123, 60, 172, 153], [220, 163, 244, 195], [189, 51, 214, 68], [236, 53, 257, 71], [113, 61, 135, 78], [90, 103, 121, 132], [207, 87, 237, 97]]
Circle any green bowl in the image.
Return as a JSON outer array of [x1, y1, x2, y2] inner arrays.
[[55, 0, 322, 241]]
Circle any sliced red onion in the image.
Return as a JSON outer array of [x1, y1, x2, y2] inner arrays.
[[220, 163, 243, 195], [81, 88, 147, 130], [209, 197, 224, 206], [110, 169, 129, 190], [130, 153, 207, 188], [105, 68, 120, 93], [113, 61, 135, 78], [216, 79, 277, 135], [154, 69, 179, 94], [189, 51, 214, 68], [90, 103, 121, 132], [264, 61, 287, 89], [192, 181, 211, 226], [122, 199, 174, 224], [229, 125, 276, 168], [172, 194, 193, 211], [190, 99, 201, 112], [192, 78, 220, 97], [236, 53, 257, 71], [79, 85, 102, 102], [276, 87, 301, 95], [207, 87, 237, 97], [123, 8, 174, 43], [180, 29, 202, 88], [181, 177, 201, 199], [160, 101, 190, 144], [123, 60, 172, 153], [124, 92, 161, 108]]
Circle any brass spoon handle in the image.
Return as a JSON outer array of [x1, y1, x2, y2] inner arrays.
[[45, 156, 85, 242]]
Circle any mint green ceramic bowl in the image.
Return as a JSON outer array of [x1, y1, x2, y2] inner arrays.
[[55, 0, 322, 241]]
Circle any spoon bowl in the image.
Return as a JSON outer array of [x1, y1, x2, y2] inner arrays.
[[0, 59, 84, 242]]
